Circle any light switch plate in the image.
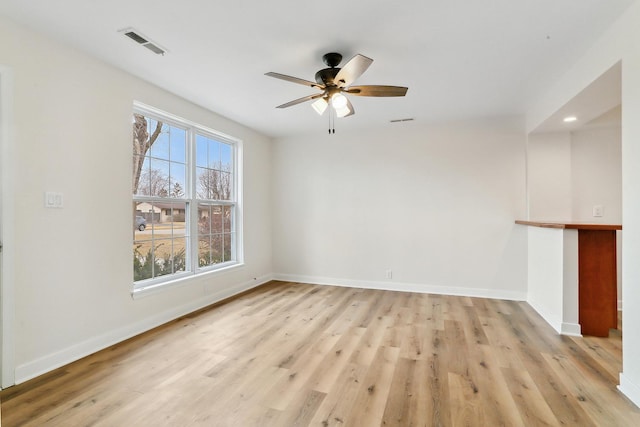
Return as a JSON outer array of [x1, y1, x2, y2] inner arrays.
[[45, 192, 64, 208]]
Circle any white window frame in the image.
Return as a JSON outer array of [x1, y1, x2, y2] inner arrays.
[[132, 102, 243, 296]]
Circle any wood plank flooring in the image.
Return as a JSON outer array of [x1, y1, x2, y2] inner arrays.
[[2, 281, 639, 426]]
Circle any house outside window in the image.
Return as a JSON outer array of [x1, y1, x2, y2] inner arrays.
[[132, 103, 242, 291]]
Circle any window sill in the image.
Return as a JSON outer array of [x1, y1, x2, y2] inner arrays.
[[131, 262, 245, 300]]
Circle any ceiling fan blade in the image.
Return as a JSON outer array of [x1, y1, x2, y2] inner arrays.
[[276, 93, 325, 109], [346, 85, 408, 97], [334, 54, 373, 88], [265, 72, 324, 89]]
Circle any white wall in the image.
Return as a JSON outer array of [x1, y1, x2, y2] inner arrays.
[[526, 227, 565, 332], [0, 16, 273, 384], [272, 119, 528, 300], [571, 126, 622, 222], [527, 132, 573, 221], [526, 0, 640, 407], [527, 126, 622, 223], [525, 227, 580, 336], [621, 49, 640, 409]]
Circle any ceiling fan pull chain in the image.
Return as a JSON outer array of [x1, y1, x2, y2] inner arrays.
[[332, 108, 336, 134]]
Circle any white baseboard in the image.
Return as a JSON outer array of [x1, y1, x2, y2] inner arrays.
[[272, 273, 527, 301], [526, 299, 563, 335], [561, 322, 582, 337], [619, 373, 640, 409], [14, 274, 273, 385], [526, 302, 582, 337]]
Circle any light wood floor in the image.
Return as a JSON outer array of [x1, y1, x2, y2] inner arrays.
[[2, 281, 639, 426]]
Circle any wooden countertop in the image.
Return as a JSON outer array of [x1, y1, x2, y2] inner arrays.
[[515, 220, 622, 231]]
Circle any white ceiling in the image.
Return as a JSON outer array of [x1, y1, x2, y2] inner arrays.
[[532, 61, 622, 134], [0, 0, 634, 138]]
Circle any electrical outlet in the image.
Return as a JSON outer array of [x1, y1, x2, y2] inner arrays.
[[593, 205, 604, 217], [385, 269, 393, 279]]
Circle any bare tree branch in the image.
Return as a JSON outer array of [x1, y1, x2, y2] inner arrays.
[[197, 166, 231, 200], [133, 114, 163, 194], [138, 168, 170, 197]]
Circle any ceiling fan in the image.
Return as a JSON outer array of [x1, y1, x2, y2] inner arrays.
[[265, 52, 408, 121]]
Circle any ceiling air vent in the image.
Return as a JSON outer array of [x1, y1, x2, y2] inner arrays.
[[120, 28, 167, 55], [390, 118, 414, 123], [143, 43, 166, 55]]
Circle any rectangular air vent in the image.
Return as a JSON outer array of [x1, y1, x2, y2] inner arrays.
[[124, 31, 148, 44], [120, 28, 167, 55], [143, 43, 166, 55], [390, 118, 414, 123]]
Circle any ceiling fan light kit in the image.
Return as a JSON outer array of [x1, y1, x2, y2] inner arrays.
[[265, 52, 408, 132]]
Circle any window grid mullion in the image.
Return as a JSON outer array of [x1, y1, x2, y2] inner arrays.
[[188, 128, 197, 273]]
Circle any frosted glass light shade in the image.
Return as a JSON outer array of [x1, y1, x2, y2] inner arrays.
[[331, 93, 348, 109], [335, 104, 352, 118], [311, 97, 328, 115]]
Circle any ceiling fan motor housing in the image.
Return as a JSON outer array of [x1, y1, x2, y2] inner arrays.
[[315, 52, 344, 85], [315, 67, 340, 85]]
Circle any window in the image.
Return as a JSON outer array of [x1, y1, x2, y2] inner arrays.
[[132, 104, 241, 291]]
